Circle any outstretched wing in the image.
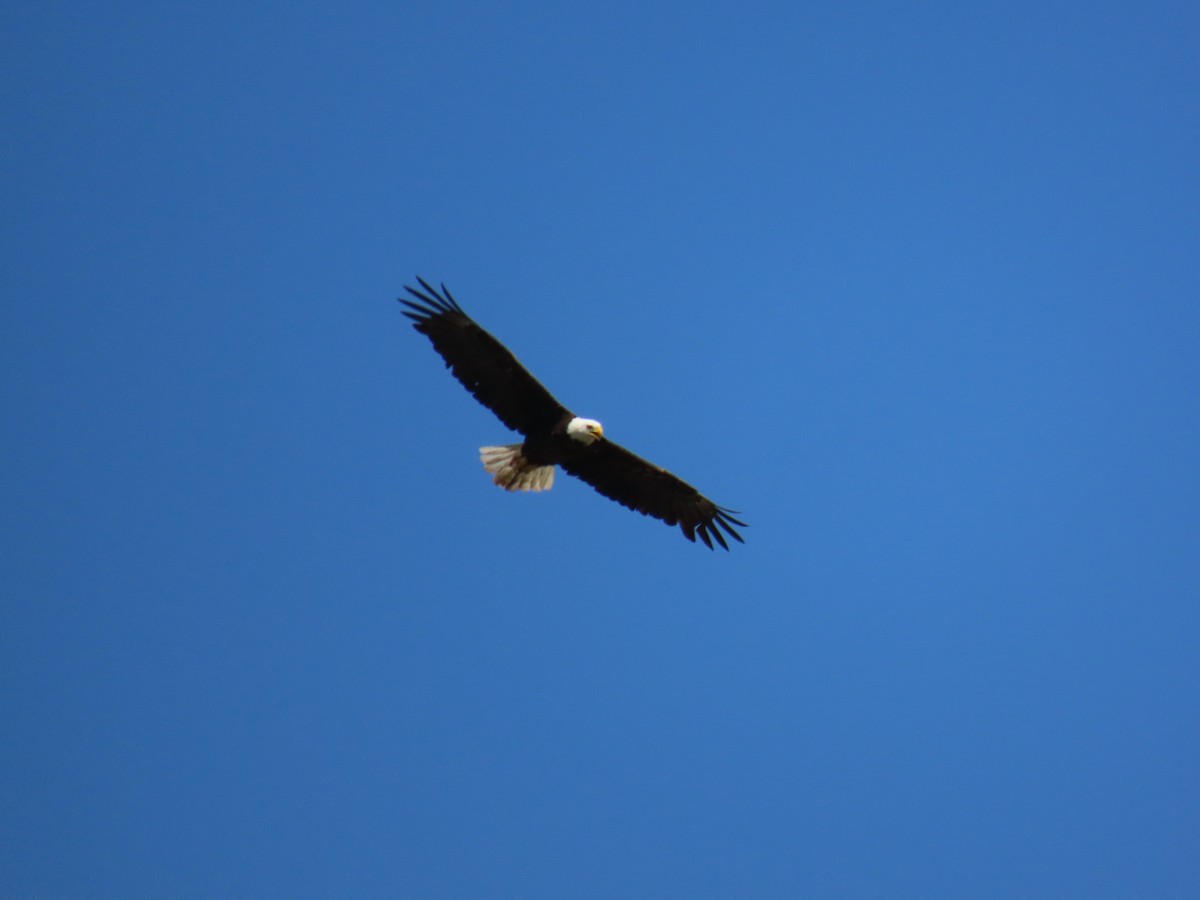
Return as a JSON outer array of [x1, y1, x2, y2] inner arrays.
[[400, 278, 569, 435], [559, 440, 746, 550]]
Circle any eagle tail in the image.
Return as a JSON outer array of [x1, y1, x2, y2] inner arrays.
[[480, 444, 555, 492]]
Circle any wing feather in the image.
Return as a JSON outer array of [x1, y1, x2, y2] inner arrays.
[[559, 440, 746, 550], [400, 279, 569, 435]]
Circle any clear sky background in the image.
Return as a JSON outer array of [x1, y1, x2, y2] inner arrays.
[[3, 2, 1198, 897]]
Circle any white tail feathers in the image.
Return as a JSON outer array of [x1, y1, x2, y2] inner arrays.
[[480, 444, 555, 492]]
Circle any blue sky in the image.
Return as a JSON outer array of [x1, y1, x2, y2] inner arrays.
[[2, 1, 1197, 896]]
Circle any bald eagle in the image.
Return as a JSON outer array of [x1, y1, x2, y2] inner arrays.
[[400, 278, 746, 549]]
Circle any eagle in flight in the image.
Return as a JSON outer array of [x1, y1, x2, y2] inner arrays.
[[400, 278, 746, 550]]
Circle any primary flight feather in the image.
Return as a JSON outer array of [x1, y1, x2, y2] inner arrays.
[[399, 278, 746, 549]]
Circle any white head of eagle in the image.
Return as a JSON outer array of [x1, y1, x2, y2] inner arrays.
[[567, 417, 604, 445]]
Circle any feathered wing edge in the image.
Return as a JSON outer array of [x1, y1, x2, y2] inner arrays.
[[399, 278, 568, 436], [399, 276, 465, 317], [690, 504, 748, 551]]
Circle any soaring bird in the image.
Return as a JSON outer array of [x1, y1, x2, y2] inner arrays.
[[400, 278, 745, 549]]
